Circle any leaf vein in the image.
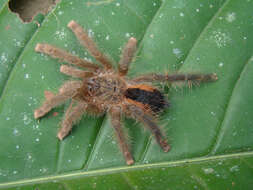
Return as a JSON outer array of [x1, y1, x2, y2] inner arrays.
[[209, 55, 253, 154], [0, 151, 252, 189]]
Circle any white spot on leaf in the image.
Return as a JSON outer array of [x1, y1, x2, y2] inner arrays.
[[173, 48, 183, 58], [125, 33, 130, 38], [203, 168, 214, 174], [210, 29, 231, 48], [13, 129, 20, 136], [230, 165, 239, 172], [55, 29, 66, 40], [219, 62, 224, 67], [13, 39, 23, 47], [25, 74, 29, 79], [58, 11, 64, 15], [225, 12, 236, 23], [22, 112, 32, 125], [0, 53, 8, 64]]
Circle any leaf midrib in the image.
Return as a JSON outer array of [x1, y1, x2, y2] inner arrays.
[[0, 151, 252, 188]]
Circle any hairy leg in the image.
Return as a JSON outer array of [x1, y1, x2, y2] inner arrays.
[[59, 80, 82, 94], [110, 106, 134, 165], [118, 37, 137, 76], [68, 20, 113, 70], [34, 81, 82, 119], [58, 101, 87, 140], [133, 73, 218, 83], [126, 105, 170, 152], [34, 91, 72, 119], [60, 65, 94, 79], [44, 90, 54, 100], [35, 43, 99, 70]]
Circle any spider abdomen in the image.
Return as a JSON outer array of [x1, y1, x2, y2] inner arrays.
[[124, 85, 168, 113]]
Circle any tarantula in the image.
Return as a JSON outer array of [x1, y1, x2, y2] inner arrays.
[[34, 20, 217, 165]]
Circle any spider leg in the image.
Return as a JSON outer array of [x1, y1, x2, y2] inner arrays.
[[34, 81, 82, 119], [133, 73, 218, 83], [110, 106, 134, 165], [126, 105, 170, 152], [34, 92, 71, 119], [35, 43, 99, 70], [44, 90, 54, 100], [60, 65, 94, 79], [59, 80, 82, 94], [118, 37, 137, 76], [68, 20, 113, 70], [58, 101, 87, 140]]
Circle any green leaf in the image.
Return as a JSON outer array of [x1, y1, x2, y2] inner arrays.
[[0, 1, 44, 95], [0, 0, 253, 189]]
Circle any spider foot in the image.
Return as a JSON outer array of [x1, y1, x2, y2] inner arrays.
[[34, 108, 48, 119], [125, 152, 134, 165], [57, 129, 69, 141], [160, 139, 170, 152]]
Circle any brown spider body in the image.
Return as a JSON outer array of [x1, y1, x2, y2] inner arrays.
[[77, 71, 167, 115], [34, 20, 217, 165], [83, 71, 127, 107]]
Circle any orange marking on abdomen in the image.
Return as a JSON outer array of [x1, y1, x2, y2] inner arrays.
[[127, 84, 155, 92], [125, 98, 152, 113]]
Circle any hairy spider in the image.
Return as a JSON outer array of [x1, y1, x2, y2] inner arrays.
[[34, 20, 218, 165]]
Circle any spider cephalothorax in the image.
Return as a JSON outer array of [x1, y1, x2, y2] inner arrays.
[[84, 71, 127, 105], [34, 20, 217, 165]]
